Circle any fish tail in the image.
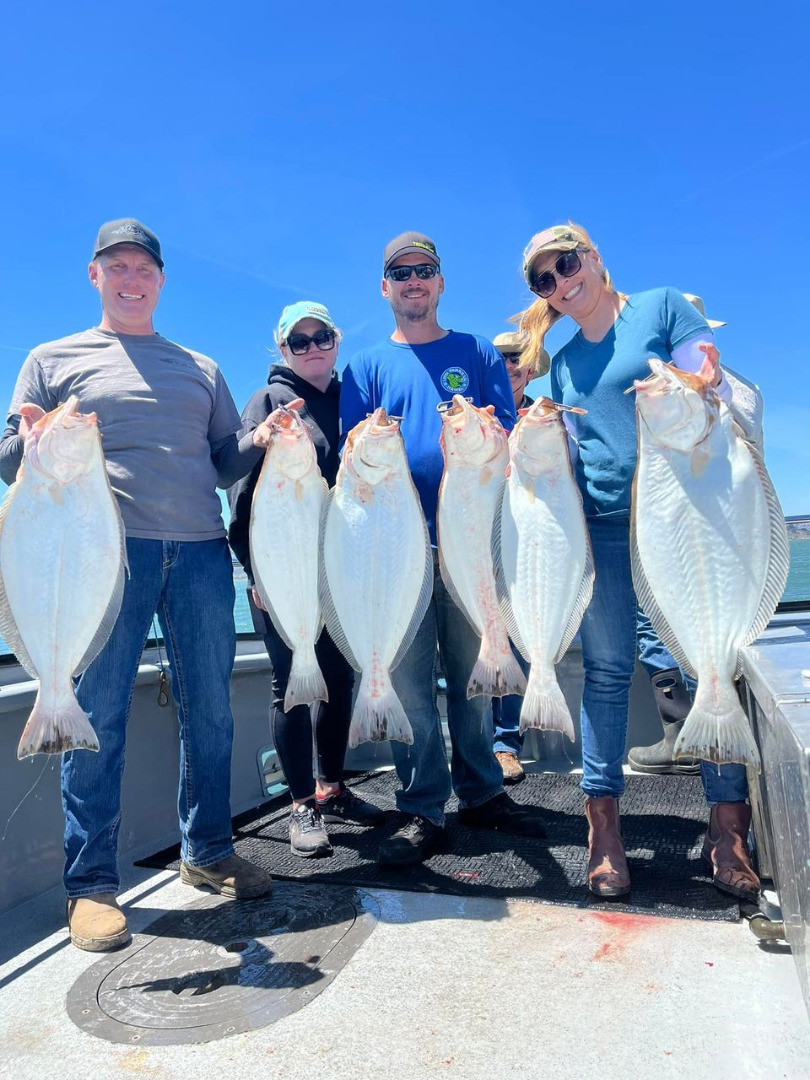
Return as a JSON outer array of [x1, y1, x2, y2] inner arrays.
[[348, 676, 413, 749], [518, 671, 575, 742], [284, 648, 329, 711], [674, 684, 761, 771], [17, 688, 99, 760], [467, 650, 527, 699]]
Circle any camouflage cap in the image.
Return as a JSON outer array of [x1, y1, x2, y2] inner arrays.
[[522, 225, 581, 283]]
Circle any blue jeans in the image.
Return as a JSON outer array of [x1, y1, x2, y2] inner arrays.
[[62, 538, 237, 898], [492, 648, 530, 756], [390, 562, 504, 826], [580, 517, 748, 804]]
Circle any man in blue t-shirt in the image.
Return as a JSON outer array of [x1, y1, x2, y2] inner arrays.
[[340, 231, 549, 865]]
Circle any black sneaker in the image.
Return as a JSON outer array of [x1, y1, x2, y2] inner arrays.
[[457, 792, 547, 838], [289, 803, 333, 858], [317, 785, 386, 826], [378, 816, 443, 866]]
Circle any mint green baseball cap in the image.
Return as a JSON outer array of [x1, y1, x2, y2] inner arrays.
[[275, 300, 336, 344]]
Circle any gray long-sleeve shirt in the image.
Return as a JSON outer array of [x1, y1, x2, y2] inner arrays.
[[0, 327, 256, 541]]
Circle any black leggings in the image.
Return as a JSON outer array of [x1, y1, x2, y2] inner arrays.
[[248, 590, 354, 801]]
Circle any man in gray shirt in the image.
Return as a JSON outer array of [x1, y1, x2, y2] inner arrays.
[[0, 218, 271, 951]]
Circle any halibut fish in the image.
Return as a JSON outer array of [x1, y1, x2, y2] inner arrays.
[[437, 395, 525, 698], [250, 399, 328, 711], [631, 354, 790, 769], [0, 397, 127, 759], [495, 398, 593, 740], [320, 409, 432, 747]]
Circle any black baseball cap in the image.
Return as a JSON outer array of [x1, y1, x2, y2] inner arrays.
[[93, 218, 164, 268], [383, 231, 440, 275]]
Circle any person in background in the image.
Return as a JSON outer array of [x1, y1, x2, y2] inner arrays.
[[227, 301, 385, 859], [0, 218, 271, 952], [489, 331, 549, 784], [628, 294, 764, 775], [515, 222, 759, 903], [339, 231, 549, 866]]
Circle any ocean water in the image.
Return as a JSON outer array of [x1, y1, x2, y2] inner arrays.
[[1, 541, 809, 656]]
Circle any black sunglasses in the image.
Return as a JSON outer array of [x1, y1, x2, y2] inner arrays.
[[285, 329, 337, 355], [385, 263, 440, 282], [529, 249, 583, 298], [500, 353, 522, 365]]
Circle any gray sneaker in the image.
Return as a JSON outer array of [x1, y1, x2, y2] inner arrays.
[[289, 803, 333, 858]]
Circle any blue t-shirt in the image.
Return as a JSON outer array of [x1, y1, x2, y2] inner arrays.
[[340, 331, 516, 544], [549, 287, 709, 519]]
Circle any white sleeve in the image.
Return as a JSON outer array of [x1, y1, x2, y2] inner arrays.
[[669, 332, 732, 404]]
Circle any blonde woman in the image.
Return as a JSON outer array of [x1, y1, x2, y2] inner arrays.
[[516, 224, 757, 902]]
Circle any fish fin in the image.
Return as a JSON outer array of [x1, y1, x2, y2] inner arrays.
[[0, 484, 39, 677], [553, 530, 595, 665], [318, 488, 361, 672], [629, 501, 698, 681], [74, 501, 128, 675], [348, 675, 414, 748], [468, 651, 526, 698], [284, 648, 329, 710], [17, 688, 99, 759], [674, 685, 761, 771], [491, 484, 530, 661], [737, 439, 791, 660], [391, 521, 434, 672], [519, 672, 575, 742], [436, 532, 479, 635]]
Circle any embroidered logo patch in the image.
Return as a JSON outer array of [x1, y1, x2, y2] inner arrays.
[[440, 367, 469, 394]]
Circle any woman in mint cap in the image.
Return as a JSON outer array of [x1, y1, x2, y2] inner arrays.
[[515, 223, 757, 903], [227, 301, 384, 858]]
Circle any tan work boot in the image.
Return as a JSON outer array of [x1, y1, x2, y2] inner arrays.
[[495, 751, 525, 785], [67, 894, 130, 952], [180, 853, 272, 899], [701, 802, 760, 903], [584, 796, 631, 898]]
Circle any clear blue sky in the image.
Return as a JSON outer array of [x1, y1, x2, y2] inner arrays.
[[0, 2, 807, 513]]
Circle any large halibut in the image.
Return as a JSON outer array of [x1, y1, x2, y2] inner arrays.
[[0, 397, 127, 759], [631, 355, 789, 769]]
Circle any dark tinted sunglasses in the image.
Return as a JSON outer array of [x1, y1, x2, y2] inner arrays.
[[529, 249, 583, 298], [501, 353, 522, 366], [285, 329, 336, 355], [385, 263, 440, 282]]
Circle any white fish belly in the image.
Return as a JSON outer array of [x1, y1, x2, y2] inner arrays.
[[439, 466, 507, 644], [636, 433, 770, 679], [1, 469, 123, 693], [250, 467, 324, 651], [324, 475, 427, 672], [501, 468, 588, 670]]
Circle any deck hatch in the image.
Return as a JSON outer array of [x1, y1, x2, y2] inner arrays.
[[66, 883, 378, 1045]]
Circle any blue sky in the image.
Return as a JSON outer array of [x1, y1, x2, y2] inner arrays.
[[0, 2, 807, 513]]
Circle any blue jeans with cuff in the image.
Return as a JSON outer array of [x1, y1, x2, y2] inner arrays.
[[62, 537, 237, 898]]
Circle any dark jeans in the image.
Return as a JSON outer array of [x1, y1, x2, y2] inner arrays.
[[248, 590, 354, 801]]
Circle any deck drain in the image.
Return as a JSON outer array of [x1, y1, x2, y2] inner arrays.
[[67, 882, 378, 1045]]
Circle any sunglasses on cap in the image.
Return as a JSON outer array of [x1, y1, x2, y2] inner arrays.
[[529, 249, 584, 298], [285, 329, 337, 355], [385, 263, 440, 282]]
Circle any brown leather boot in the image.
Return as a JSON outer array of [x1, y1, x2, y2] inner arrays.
[[67, 894, 130, 952], [180, 853, 272, 899], [701, 802, 760, 903], [585, 797, 631, 898]]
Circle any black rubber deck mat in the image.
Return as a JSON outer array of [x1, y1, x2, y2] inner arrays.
[[136, 770, 739, 922]]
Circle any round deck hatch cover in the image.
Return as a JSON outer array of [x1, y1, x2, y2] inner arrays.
[[67, 883, 378, 1045]]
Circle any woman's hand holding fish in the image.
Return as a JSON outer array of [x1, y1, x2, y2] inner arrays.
[[699, 343, 722, 386], [252, 398, 306, 449], [18, 403, 45, 438]]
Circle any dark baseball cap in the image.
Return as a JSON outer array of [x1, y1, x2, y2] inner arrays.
[[383, 231, 440, 275], [93, 218, 164, 268]]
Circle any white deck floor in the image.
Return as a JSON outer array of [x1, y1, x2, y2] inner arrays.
[[1, 856, 808, 1080]]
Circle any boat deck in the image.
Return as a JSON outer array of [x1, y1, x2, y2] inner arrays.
[[2, 775, 808, 1080]]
